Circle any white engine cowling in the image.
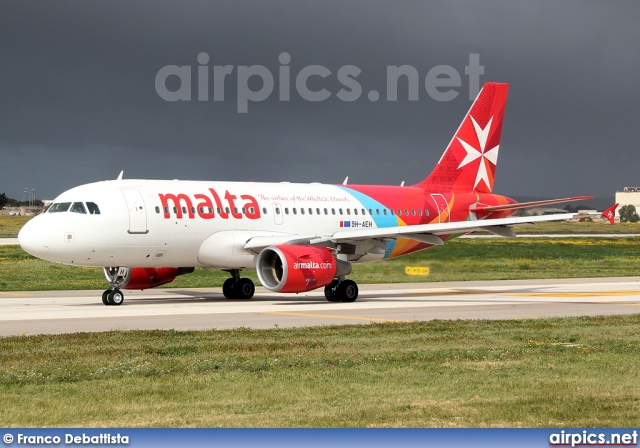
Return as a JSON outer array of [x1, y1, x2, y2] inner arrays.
[[256, 245, 351, 293]]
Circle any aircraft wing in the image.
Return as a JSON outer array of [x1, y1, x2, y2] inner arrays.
[[325, 213, 575, 243], [244, 213, 576, 252]]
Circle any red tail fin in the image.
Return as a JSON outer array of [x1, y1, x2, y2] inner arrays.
[[602, 203, 618, 225], [416, 82, 509, 193]]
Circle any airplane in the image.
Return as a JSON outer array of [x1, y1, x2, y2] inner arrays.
[[18, 82, 594, 306]]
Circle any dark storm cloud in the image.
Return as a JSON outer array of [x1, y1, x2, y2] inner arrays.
[[1, 0, 639, 201]]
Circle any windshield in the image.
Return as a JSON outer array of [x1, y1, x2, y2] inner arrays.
[[48, 202, 71, 213]]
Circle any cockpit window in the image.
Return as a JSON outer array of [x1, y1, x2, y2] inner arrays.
[[86, 202, 101, 215], [48, 202, 71, 213], [70, 202, 87, 214]]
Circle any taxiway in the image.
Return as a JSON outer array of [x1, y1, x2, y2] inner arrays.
[[1, 277, 639, 336]]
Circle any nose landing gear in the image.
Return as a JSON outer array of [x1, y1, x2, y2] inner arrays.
[[102, 288, 124, 306], [101, 267, 130, 306]]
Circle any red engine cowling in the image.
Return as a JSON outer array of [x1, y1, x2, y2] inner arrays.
[[256, 245, 350, 293], [122, 267, 195, 290]]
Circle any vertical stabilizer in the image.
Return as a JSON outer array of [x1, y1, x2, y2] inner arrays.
[[416, 82, 509, 193]]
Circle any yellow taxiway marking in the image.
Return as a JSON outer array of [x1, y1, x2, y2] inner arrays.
[[409, 289, 640, 299], [0, 292, 29, 297], [514, 290, 640, 298], [263, 311, 407, 323]]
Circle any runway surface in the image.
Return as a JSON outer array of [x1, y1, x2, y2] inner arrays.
[[1, 277, 639, 336]]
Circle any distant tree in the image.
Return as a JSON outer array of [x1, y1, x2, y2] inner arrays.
[[0, 193, 7, 209], [619, 204, 639, 223], [564, 204, 593, 213]]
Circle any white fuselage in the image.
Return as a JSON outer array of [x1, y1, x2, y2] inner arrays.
[[19, 179, 430, 269]]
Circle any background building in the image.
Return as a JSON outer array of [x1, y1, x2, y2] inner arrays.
[[614, 188, 640, 218]]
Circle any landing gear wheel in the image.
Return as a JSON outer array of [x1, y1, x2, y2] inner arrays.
[[222, 278, 237, 299], [107, 288, 124, 306], [336, 280, 358, 302], [102, 290, 111, 306], [236, 278, 255, 300], [324, 280, 341, 302]]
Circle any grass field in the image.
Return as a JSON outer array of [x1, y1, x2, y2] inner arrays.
[[1, 315, 638, 427], [0, 216, 30, 238], [1, 237, 640, 291]]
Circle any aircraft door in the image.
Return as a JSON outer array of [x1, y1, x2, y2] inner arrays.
[[121, 189, 148, 234], [272, 202, 283, 225], [430, 193, 450, 223]]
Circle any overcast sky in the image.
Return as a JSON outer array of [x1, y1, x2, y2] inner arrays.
[[1, 1, 638, 202]]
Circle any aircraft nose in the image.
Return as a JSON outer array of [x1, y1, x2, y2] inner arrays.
[[18, 217, 50, 258]]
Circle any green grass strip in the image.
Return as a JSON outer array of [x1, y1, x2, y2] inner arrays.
[[1, 315, 639, 427]]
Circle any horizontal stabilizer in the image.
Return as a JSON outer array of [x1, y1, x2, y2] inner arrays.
[[470, 196, 593, 213]]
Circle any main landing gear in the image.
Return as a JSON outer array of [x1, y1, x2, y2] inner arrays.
[[223, 269, 255, 300], [324, 278, 359, 302]]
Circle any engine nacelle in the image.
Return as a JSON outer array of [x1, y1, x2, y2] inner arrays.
[[256, 245, 351, 293], [105, 267, 195, 290]]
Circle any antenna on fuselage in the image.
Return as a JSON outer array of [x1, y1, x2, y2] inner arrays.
[[342, 176, 349, 185], [117, 171, 124, 181], [400, 181, 405, 187]]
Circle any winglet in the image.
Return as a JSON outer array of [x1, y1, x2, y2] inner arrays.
[[602, 203, 618, 225], [117, 171, 124, 181]]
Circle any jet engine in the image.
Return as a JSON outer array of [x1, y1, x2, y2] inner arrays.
[[104, 267, 195, 290], [256, 245, 351, 293]]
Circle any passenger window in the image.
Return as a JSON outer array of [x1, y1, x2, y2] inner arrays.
[[425, 209, 430, 216], [70, 202, 87, 214], [48, 202, 71, 213], [173, 207, 178, 214], [300, 208, 304, 215], [376, 209, 380, 215], [182, 207, 187, 215], [86, 202, 101, 215], [418, 210, 423, 216], [354, 209, 358, 215], [391, 209, 395, 216], [346, 209, 351, 215], [405, 209, 409, 216], [324, 208, 328, 215], [339, 208, 343, 215], [412, 209, 416, 216], [276, 208, 281, 215], [285, 208, 289, 215], [164, 206, 169, 214], [317, 208, 321, 215], [362, 208, 366, 215], [156, 206, 161, 214], [332, 209, 335, 215], [263, 207, 267, 214], [397, 209, 402, 216]]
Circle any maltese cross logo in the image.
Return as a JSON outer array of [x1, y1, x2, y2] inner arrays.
[[457, 116, 499, 191]]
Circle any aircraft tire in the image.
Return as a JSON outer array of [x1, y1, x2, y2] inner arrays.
[[102, 290, 111, 306], [236, 278, 255, 299], [222, 278, 237, 299], [337, 280, 358, 302], [107, 289, 124, 306], [324, 280, 341, 302]]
